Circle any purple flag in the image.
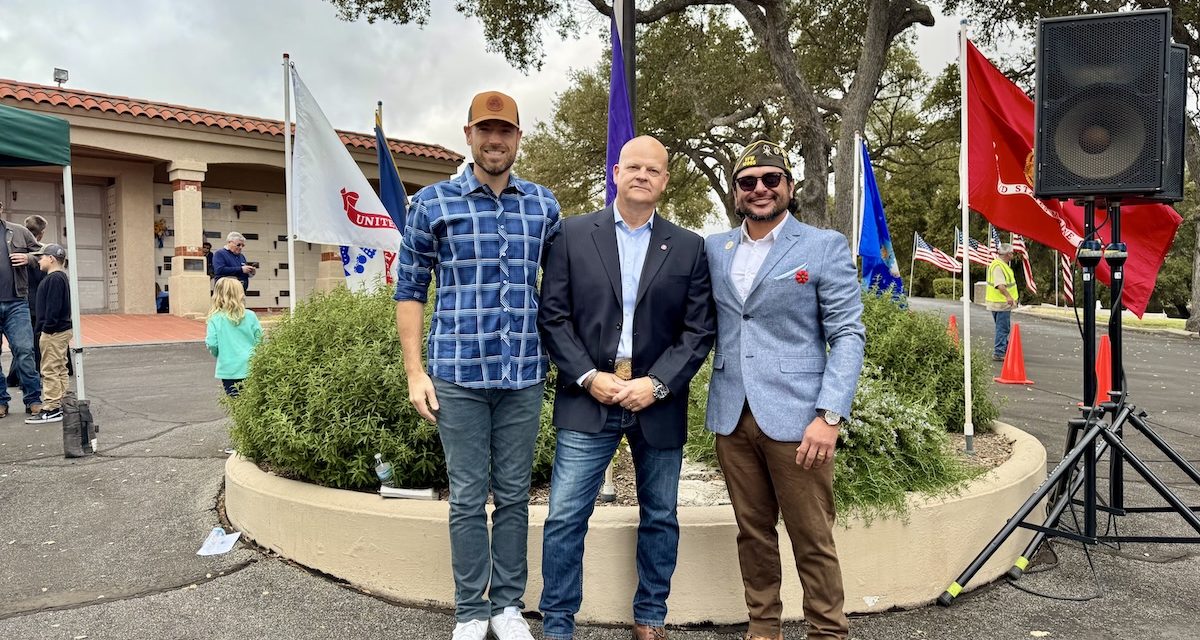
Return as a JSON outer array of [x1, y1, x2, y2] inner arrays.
[[605, 14, 635, 206]]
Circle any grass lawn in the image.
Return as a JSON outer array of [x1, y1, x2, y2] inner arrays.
[[1019, 304, 1189, 330]]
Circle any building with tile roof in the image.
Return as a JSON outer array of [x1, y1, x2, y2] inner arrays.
[[0, 78, 463, 316]]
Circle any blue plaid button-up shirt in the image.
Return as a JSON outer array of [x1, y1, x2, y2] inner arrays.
[[394, 167, 561, 389]]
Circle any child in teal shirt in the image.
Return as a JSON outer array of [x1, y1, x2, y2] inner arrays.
[[205, 277, 262, 397]]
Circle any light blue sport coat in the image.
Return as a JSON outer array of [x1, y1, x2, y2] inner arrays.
[[704, 215, 865, 442]]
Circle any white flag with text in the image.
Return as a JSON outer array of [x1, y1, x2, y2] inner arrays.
[[290, 68, 401, 252]]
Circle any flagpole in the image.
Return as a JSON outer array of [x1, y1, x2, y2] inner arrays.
[[1055, 250, 1060, 306], [853, 132, 863, 262], [958, 21, 974, 455], [908, 231, 916, 294], [283, 53, 296, 314]]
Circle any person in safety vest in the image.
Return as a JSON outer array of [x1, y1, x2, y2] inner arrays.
[[986, 243, 1018, 361]]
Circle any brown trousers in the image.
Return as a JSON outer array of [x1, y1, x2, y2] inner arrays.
[[716, 403, 848, 640], [39, 330, 71, 411]]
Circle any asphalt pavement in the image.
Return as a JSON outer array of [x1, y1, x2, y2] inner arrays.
[[0, 299, 1197, 640]]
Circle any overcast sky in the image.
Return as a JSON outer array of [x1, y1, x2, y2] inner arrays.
[[0, 0, 963, 162]]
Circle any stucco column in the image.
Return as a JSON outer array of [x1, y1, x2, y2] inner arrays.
[[167, 161, 210, 318], [315, 245, 344, 293]]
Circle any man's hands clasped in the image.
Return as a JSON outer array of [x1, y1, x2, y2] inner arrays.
[[586, 373, 658, 412]]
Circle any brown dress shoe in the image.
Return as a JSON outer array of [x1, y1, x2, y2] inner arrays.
[[632, 623, 667, 640], [28, 402, 42, 415], [0, 404, 8, 418]]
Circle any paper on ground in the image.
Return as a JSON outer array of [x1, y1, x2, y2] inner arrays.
[[197, 527, 242, 556], [380, 486, 438, 500]]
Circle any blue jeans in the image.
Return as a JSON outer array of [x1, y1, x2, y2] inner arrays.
[[540, 409, 683, 639], [0, 300, 41, 408], [432, 377, 544, 623], [221, 379, 243, 397], [992, 310, 1012, 358]]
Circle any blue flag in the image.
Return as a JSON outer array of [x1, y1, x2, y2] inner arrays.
[[375, 105, 409, 228], [857, 139, 903, 294], [605, 14, 635, 206], [339, 105, 408, 288]]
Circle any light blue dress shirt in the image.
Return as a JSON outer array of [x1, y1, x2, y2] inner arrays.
[[575, 206, 655, 387], [613, 205, 654, 359]]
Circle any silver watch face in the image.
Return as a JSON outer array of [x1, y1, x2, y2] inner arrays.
[[823, 410, 842, 425]]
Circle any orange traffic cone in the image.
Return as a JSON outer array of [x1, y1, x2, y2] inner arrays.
[[994, 323, 1034, 385], [1095, 334, 1113, 404], [947, 314, 960, 346]]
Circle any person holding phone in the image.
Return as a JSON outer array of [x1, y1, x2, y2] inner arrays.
[[212, 232, 255, 291]]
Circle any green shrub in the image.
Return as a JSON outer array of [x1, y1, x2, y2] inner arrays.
[[933, 277, 961, 300], [234, 287, 996, 521], [228, 285, 557, 490], [833, 368, 981, 522], [860, 293, 999, 432]]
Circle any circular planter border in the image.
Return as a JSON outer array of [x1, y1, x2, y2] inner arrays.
[[225, 422, 1045, 624]]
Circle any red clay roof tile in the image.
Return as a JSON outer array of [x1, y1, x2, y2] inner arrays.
[[0, 78, 463, 163]]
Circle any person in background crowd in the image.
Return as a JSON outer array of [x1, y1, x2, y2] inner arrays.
[[212, 232, 255, 291], [0, 200, 42, 419], [26, 243, 70, 425], [205, 277, 262, 398]]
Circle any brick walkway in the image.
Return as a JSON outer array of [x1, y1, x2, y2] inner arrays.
[[80, 314, 208, 346]]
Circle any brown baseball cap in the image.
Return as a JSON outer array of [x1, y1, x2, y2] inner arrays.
[[467, 91, 520, 128]]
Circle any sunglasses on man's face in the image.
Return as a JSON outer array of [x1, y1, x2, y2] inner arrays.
[[234, 243, 245, 248], [735, 172, 787, 192]]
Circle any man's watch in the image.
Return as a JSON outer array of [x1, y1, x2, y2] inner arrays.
[[817, 409, 843, 427], [649, 375, 669, 400]]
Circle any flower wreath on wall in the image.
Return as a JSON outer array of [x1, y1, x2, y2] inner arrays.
[[154, 218, 167, 248]]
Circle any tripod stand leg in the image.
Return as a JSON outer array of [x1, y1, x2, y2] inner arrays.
[[1127, 412, 1200, 486], [937, 424, 1104, 607], [1007, 438, 1111, 580], [1101, 429, 1200, 534]]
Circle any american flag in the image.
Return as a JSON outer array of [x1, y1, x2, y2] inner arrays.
[[989, 226, 1002, 251], [1061, 251, 1075, 305], [1011, 233, 1027, 256], [1011, 234, 1038, 294], [914, 233, 962, 273], [955, 227, 997, 266]]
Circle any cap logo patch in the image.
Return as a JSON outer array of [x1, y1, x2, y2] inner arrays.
[[486, 96, 504, 112]]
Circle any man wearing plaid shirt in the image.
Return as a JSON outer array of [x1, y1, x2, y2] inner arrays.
[[394, 91, 560, 640]]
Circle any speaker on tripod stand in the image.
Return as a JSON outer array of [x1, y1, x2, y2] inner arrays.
[[938, 9, 1200, 608], [1033, 9, 1173, 200]]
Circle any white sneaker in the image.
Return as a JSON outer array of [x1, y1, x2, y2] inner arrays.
[[452, 619, 489, 640], [489, 606, 534, 640]]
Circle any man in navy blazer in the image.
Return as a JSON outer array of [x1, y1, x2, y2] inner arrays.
[[537, 136, 715, 640], [705, 140, 865, 640]]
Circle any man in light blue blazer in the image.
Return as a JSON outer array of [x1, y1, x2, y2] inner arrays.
[[705, 140, 865, 640]]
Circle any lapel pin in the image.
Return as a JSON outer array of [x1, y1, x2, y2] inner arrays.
[[724, 240, 734, 250], [660, 244, 668, 251]]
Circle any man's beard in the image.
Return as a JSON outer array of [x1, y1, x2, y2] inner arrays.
[[474, 150, 515, 176], [735, 199, 788, 222]]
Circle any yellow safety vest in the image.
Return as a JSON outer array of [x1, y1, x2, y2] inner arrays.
[[985, 258, 1018, 304]]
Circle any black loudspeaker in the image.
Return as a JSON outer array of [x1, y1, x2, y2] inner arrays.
[[1156, 44, 1189, 203], [1034, 9, 1172, 199]]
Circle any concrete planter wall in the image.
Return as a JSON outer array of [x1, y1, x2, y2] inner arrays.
[[225, 423, 1045, 624]]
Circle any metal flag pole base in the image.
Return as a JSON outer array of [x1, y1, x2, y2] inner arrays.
[[937, 199, 1200, 607]]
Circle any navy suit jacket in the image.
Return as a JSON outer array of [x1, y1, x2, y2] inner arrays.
[[537, 208, 715, 449]]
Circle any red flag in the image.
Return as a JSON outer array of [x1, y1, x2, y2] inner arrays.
[[965, 40, 1181, 316]]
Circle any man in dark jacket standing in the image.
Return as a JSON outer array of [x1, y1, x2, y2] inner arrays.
[[212, 232, 255, 291], [0, 201, 42, 418], [537, 135, 715, 640]]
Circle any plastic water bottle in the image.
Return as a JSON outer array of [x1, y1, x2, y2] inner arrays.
[[374, 453, 396, 488]]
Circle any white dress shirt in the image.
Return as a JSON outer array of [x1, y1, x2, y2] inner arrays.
[[730, 217, 788, 302]]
